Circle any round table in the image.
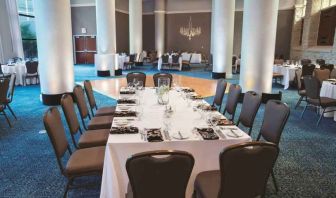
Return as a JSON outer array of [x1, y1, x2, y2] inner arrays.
[[1, 63, 27, 85], [320, 80, 336, 121]]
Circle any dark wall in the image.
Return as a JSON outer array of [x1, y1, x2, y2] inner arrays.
[[275, 9, 294, 59], [165, 13, 211, 55], [116, 12, 129, 53], [143, 14, 155, 51]]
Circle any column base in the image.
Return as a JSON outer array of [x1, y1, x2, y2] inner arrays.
[[115, 69, 122, 76], [212, 72, 226, 79], [95, 53, 118, 77], [41, 92, 73, 106], [238, 91, 282, 104], [97, 71, 111, 77]]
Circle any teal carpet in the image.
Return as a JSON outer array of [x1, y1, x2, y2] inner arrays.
[[0, 64, 335, 197]]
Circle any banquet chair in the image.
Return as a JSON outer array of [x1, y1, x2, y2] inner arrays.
[[301, 76, 336, 126], [257, 100, 290, 192], [182, 53, 192, 71], [314, 69, 331, 84], [124, 54, 136, 70], [0, 64, 3, 75], [212, 79, 227, 112], [316, 59, 325, 66], [3, 74, 17, 120], [23, 61, 39, 86], [204, 54, 213, 71], [73, 85, 114, 130], [301, 59, 311, 66], [61, 94, 109, 149], [331, 69, 336, 78], [0, 78, 12, 127], [295, 69, 307, 109], [301, 64, 315, 77], [126, 150, 194, 198], [320, 64, 334, 73], [171, 54, 180, 70], [194, 142, 279, 198], [43, 107, 105, 197], [84, 80, 116, 117], [153, 73, 173, 87], [161, 54, 170, 70], [236, 91, 261, 135], [126, 72, 146, 87], [223, 84, 242, 121]]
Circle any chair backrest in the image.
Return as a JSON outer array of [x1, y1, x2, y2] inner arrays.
[[302, 64, 315, 76], [258, 100, 290, 145], [224, 84, 242, 119], [7, 74, 16, 101], [126, 72, 146, 87], [314, 69, 330, 83], [83, 80, 97, 110], [331, 69, 336, 78], [61, 94, 81, 135], [218, 142, 279, 198], [232, 56, 237, 65], [43, 107, 69, 159], [316, 59, 325, 66], [295, 69, 303, 91], [153, 73, 173, 87], [172, 55, 179, 64], [162, 54, 169, 63], [126, 150, 194, 198], [0, 64, 3, 74], [213, 79, 227, 107], [320, 64, 334, 72], [303, 76, 321, 100], [0, 78, 10, 103], [129, 54, 136, 62], [301, 59, 311, 65], [73, 85, 90, 119], [238, 91, 261, 128], [26, 61, 38, 74]]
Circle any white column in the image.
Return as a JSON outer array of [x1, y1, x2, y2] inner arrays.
[[211, 0, 235, 79], [129, 0, 143, 55], [239, 0, 279, 93], [155, 0, 165, 57], [95, 0, 118, 76], [34, 0, 74, 105]]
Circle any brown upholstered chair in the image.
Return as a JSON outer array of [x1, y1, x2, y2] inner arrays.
[[204, 54, 213, 71], [301, 76, 336, 126], [23, 61, 39, 85], [124, 54, 136, 70], [316, 59, 325, 66], [301, 59, 311, 66], [257, 100, 290, 192], [212, 79, 227, 111], [126, 72, 146, 87], [3, 74, 17, 120], [274, 59, 284, 65], [126, 150, 194, 198], [73, 85, 114, 130], [83, 80, 116, 117], [301, 64, 315, 77], [320, 64, 334, 73], [153, 72, 173, 87], [314, 69, 331, 84], [182, 53, 192, 71], [61, 94, 109, 149], [43, 107, 105, 197], [236, 91, 261, 135], [161, 54, 170, 69], [295, 69, 307, 109], [223, 84, 242, 121], [331, 69, 336, 78], [194, 142, 279, 198], [0, 77, 11, 127], [171, 54, 180, 69]]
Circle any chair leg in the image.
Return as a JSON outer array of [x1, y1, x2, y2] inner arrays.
[[295, 96, 303, 109], [316, 108, 325, 126], [2, 111, 12, 128], [301, 104, 308, 119], [248, 127, 253, 135], [271, 170, 279, 193], [63, 178, 73, 198], [6, 104, 17, 120]]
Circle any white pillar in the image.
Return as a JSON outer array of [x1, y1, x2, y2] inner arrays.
[[211, 0, 235, 79], [239, 0, 279, 93], [129, 0, 143, 55], [34, 0, 74, 105], [95, 0, 118, 76], [155, 0, 165, 57]]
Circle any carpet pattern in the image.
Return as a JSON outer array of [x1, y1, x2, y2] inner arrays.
[[0, 64, 335, 197]]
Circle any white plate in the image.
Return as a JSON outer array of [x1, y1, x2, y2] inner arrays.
[[225, 129, 243, 138], [171, 132, 190, 140]]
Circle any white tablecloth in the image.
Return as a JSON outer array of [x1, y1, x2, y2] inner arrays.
[[1, 63, 27, 85], [181, 53, 202, 64], [158, 56, 182, 71], [273, 65, 299, 89], [118, 55, 129, 70], [320, 80, 336, 121], [100, 88, 251, 198]]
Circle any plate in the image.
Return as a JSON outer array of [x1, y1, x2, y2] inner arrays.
[[114, 120, 129, 126], [172, 132, 190, 140], [225, 129, 243, 138]]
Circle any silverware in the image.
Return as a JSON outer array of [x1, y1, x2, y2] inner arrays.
[[215, 128, 226, 139], [230, 129, 240, 138]]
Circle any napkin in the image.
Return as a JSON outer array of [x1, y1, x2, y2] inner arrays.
[[117, 99, 136, 104], [114, 111, 137, 117], [145, 128, 163, 142], [217, 119, 235, 126], [120, 87, 136, 94], [190, 95, 204, 100], [197, 104, 217, 111], [110, 126, 139, 134], [182, 88, 195, 93], [195, 128, 219, 140]]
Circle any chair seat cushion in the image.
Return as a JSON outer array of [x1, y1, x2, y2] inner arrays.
[[272, 73, 283, 78], [95, 106, 116, 116], [299, 90, 306, 96], [88, 115, 114, 130], [65, 146, 105, 176], [308, 97, 336, 107], [78, 129, 109, 148], [194, 170, 220, 198]]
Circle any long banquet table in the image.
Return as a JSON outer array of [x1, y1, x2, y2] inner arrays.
[[100, 88, 251, 198]]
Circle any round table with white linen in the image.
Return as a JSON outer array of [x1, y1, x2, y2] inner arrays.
[[1, 63, 27, 85], [181, 53, 202, 64], [320, 80, 336, 121], [272, 64, 299, 89], [118, 55, 129, 70]]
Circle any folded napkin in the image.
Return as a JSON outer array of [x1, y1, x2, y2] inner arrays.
[[190, 95, 204, 100], [146, 128, 163, 142], [110, 126, 139, 134], [182, 88, 195, 93], [117, 99, 136, 104], [217, 119, 235, 126], [196, 128, 219, 140], [120, 88, 136, 94], [197, 104, 217, 111], [114, 111, 137, 117]]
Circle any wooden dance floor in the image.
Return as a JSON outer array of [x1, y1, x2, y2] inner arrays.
[[86, 74, 220, 99]]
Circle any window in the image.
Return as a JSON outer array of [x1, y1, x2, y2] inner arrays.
[[17, 0, 37, 58]]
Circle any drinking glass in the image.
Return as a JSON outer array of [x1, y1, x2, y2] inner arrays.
[[158, 77, 170, 87], [138, 81, 143, 90]]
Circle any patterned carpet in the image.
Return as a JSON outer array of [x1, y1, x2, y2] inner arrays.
[[0, 64, 335, 197]]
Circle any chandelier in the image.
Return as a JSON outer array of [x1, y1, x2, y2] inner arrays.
[[179, 17, 201, 40]]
